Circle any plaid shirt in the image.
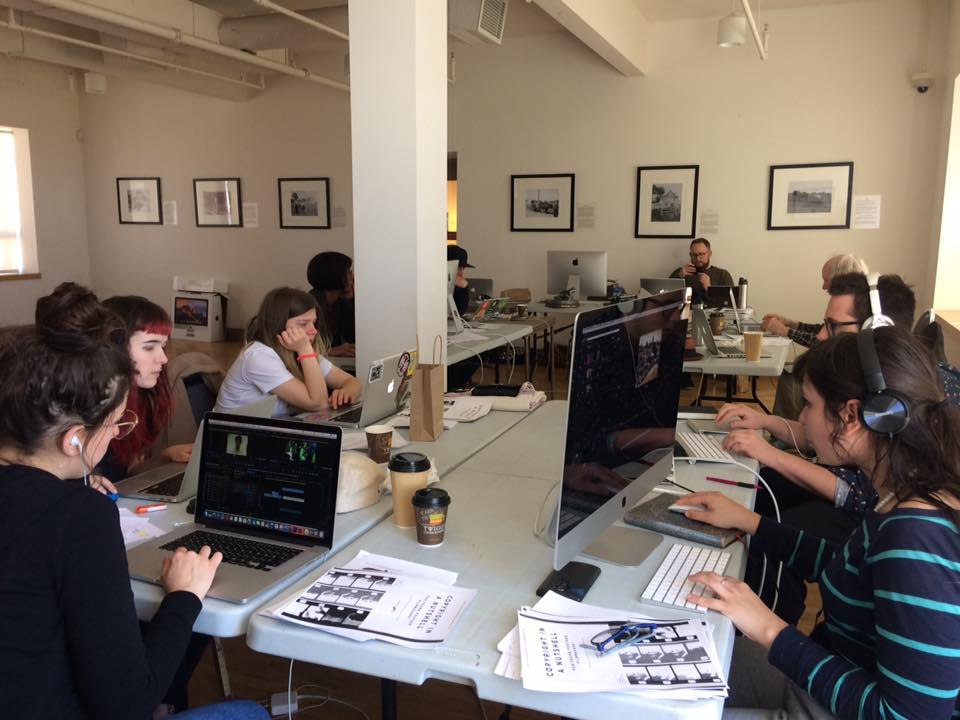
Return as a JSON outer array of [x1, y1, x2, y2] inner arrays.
[[786, 321, 822, 348]]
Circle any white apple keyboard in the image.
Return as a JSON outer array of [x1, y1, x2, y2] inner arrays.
[[676, 431, 737, 463], [640, 543, 731, 612]]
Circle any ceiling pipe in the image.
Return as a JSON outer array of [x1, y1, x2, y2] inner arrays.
[[37, 0, 349, 91], [738, 0, 767, 61], [0, 14, 265, 90], [248, 0, 348, 42]]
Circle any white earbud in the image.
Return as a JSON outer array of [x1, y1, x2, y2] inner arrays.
[[70, 435, 90, 487], [70, 435, 81, 448]]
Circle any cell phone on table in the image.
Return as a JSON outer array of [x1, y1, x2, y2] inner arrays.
[[471, 384, 522, 397]]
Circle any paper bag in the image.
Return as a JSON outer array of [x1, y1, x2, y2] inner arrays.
[[410, 335, 444, 441]]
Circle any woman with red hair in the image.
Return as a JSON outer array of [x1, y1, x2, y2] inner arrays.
[[97, 296, 192, 485]]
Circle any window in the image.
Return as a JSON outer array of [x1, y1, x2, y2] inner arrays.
[[0, 127, 38, 276]]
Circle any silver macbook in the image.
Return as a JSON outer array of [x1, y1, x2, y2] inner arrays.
[[298, 351, 411, 429], [639, 277, 686, 295], [126, 413, 341, 604], [115, 395, 279, 503], [691, 306, 770, 359]]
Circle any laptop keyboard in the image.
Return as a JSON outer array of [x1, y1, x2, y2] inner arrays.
[[141, 474, 185, 497], [676, 432, 736, 463], [160, 530, 302, 571]]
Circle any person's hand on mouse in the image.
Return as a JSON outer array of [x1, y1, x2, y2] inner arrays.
[[673, 491, 759, 534]]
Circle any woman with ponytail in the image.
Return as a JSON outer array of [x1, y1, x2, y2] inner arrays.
[[675, 326, 960, 719], [0, 283, 266, 719]]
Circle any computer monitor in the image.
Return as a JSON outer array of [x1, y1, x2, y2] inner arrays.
[[546, 251, 608, 300], [553, 287, 690, 571], [446, 259, 464, 334]]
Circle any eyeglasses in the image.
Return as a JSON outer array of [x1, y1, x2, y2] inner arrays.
[[823, 318, 860, 337], [689, 252, 709, 259], [110, 409, 139, 439], [588, 623, 658, 656]]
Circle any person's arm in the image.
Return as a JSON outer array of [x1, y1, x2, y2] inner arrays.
[[719, 432, 838, 502], [715, 403, 809, 448], [59, 495, 202, 720], [787, 325, 821, 348], [272, 355, 332, 412], [769, 518, 960, 719], [325, 364, 362, 409]]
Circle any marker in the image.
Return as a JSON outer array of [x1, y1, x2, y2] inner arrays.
[[706, 476, 757, 490], [135, 503, 167, 514]]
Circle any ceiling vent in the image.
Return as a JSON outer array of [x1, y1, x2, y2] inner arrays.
[[449, 0, 508, 46]]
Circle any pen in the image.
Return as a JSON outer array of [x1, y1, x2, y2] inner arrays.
[[135, 503, 168, 514], [706, 476, 757, 490], [107, 492, 119, 502]]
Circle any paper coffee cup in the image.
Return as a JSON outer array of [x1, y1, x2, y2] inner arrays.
[[743, 331, 763, 362], [412, 487, 451, 546], [365, 424, 393, 463], [388, 452, 431, 527], [516, 304, 528, 318]]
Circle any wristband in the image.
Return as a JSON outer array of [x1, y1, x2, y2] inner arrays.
[[297, 352, 318, 362]]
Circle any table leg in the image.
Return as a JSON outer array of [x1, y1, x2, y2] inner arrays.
[[380, 678, 397, 720], [751, 376, 772, 414], [548, 324, 556, 396], [524, 334, 533, 383]]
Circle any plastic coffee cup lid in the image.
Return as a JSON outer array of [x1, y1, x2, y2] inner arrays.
[[388, 452, 431, 473], [412, 487, 450, 508]]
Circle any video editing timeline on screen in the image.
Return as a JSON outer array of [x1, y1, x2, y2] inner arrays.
[[200, 424, 338, 542], [559, 296, 687, 537]]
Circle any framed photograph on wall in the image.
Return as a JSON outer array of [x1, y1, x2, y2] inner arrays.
[[116, 177, 162, 225], [634, 165, 699, 238], [193, 178, 243, 227], [278, 177, 331, 229], [767, 162, 853, 230], [510, 173, 575, 231]]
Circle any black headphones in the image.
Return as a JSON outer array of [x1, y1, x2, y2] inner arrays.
[[857, 273, 909, 435]]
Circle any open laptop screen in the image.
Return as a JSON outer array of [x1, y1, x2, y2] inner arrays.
[[197, 414, 341, 545]]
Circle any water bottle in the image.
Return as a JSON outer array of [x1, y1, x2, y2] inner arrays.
[[738, 277, 749, 310]]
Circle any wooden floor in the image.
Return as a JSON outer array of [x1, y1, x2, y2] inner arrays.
[[169, 338, 821, 717]]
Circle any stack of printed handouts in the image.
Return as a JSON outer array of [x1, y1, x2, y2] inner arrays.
[[264, 551, 477, 649], [496, 592, 727, 700]]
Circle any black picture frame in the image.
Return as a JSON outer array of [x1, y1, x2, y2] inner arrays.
[[767, 162, 854, 230], [278, 177, 331, 229], [634, 165, 699, 239], [193, 177, 243, 228], [510, 173, 575, 232], [116, 177, 162, 225]]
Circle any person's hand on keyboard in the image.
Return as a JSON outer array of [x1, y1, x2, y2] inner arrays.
[[722, 429, 777, 465], [684, 571, 788, 649], [162, 545, 223, 601], [715, 403, 773, 433], [672, 491, 760, 534]]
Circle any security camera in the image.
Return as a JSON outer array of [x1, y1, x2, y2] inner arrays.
[[911, 72, 935, 94]]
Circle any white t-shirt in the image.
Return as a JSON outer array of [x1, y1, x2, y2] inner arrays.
[[214, 341, 333, 417]]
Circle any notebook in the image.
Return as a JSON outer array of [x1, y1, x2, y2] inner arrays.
[[623, 493, 739, 548], [297, 351, 411, 429], [115, 395, 279, 503], [126, 413, 341, 604]]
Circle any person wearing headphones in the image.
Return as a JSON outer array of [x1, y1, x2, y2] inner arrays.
[[678, 326, 960, 719], [0, 283, 266, 720]]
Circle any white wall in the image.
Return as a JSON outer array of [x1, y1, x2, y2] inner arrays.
[[0, 57, 90, 324], [80, 71, 353, 326], [449, 0, 947, 324]]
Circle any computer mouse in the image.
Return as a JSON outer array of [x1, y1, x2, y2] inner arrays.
[[186, 497, 197, 515], [668, 502, 707, 514]]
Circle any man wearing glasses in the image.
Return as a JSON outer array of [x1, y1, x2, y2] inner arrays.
[[669, 238, 733, 303], [814, 272, 915, 341]]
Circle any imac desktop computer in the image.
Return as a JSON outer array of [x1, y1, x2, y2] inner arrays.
[[546, 251, 608, 302], [546, 287, 690, 593], [446, 259, 465, 335]]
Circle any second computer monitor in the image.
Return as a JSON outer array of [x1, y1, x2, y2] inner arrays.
[[553, 288, 690, 570], [546, 251, 608, 299]]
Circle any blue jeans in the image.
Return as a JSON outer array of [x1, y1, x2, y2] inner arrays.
[[173, 700, 269, 720]]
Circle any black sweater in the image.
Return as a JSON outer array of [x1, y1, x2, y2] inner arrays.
[[0, 465, 201, 719]]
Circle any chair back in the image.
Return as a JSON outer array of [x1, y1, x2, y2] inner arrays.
[[913, 309, 946, 363], [161, 352, 226, 447], [501, 287, 532, 303]]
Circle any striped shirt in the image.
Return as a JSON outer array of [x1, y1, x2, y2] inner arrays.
[[755, 508, 960, 719]]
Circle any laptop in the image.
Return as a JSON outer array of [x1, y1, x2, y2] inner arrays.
[[298, 351, 411, 429], [468, 278, 494, 303], [705, 284, 737, 308], [691, 306, 770, 360], [115, 395, 279, 503], [639, 277, 686, 295], [126, 413, 341, 604]]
